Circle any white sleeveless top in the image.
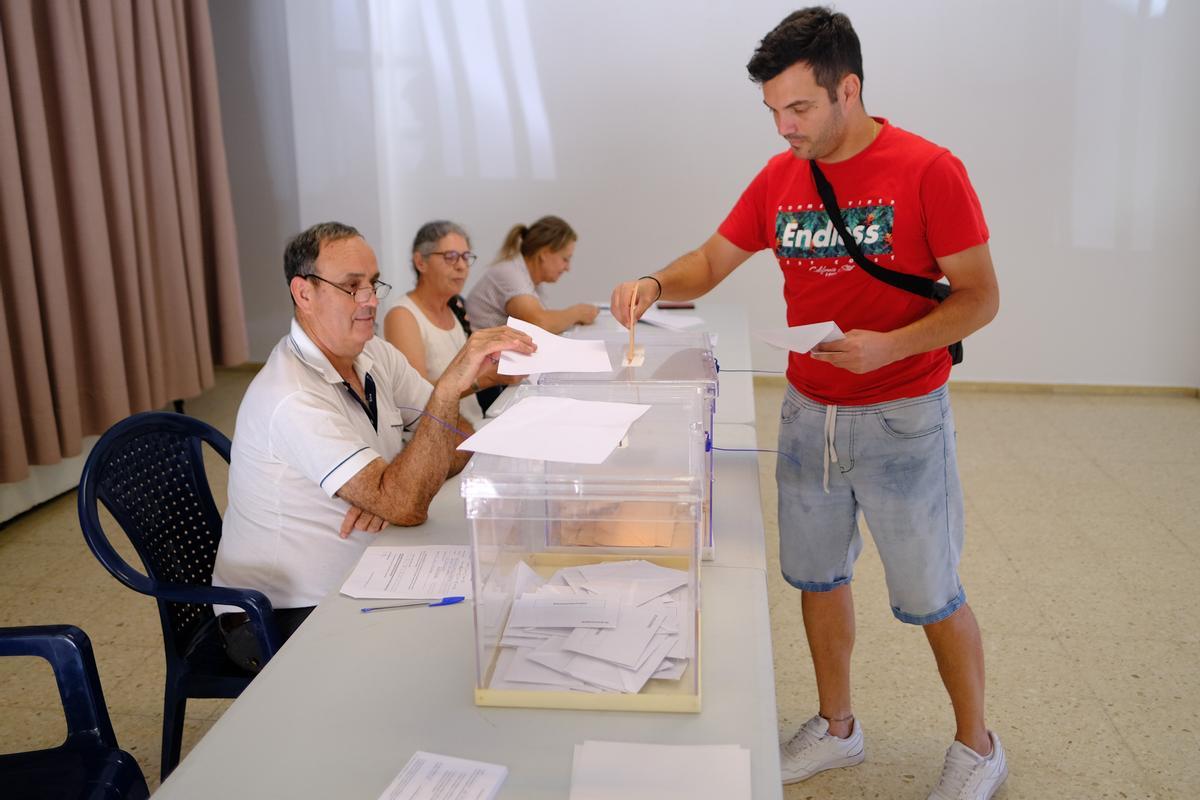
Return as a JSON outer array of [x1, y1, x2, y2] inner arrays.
[[392, 295, 485, 431]]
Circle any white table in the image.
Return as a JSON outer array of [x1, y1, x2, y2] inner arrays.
[[154, 316, 782, 798]]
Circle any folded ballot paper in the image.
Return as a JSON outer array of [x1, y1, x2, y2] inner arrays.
[[489, 560, 694, 695], [377, 751, 506, 800], [569, 740, 751, 800]]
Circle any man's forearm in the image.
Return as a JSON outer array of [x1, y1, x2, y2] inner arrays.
[[890, 286, 998, 361], [651, 249, 722, 301], [372, 387, 463, 524]]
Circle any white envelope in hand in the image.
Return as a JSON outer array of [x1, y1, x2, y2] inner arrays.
[[754, 322, 845, 354], [499, 317, 611, 375]]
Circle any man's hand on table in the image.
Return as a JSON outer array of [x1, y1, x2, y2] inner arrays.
[[339, 504, 387, 538]]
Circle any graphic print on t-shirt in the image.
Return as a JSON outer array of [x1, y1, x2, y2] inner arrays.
[[774, 200, 895, 276]]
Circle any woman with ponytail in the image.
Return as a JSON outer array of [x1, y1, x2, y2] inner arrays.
[[384, 221, 514, 425], [465, 215, 598, 334]]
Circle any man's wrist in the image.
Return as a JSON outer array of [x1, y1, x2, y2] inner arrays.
[[638, 275, 663, 302], [431, 379, 464, 406]]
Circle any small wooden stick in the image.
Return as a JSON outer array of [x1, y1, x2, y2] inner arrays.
[[627, 284, 638, 364]]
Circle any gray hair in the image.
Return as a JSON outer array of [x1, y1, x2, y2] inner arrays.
[[411, 220, 471, 277]]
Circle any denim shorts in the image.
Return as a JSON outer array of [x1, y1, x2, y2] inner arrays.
[[776, 383, 965, 625]]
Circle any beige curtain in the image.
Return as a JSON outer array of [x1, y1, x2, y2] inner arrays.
[[0, 0, 246, 483]]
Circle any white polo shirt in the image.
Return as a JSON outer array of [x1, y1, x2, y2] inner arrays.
[[213, 319, 433, 610]]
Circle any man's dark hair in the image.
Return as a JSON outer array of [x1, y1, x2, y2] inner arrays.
[[283, 221, 362, 287], [747, 7, 863, 103]]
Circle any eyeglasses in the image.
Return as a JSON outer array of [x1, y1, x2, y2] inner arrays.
[[307, 274, 392, 303], [428, 250, 477, 266]]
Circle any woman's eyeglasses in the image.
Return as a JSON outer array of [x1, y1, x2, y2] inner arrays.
[[428, 250, 477, 266]]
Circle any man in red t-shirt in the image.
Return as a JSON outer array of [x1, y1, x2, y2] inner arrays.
[[611, 8, 1004, 800]]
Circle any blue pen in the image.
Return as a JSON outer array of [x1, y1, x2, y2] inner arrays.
[[360, 596, 465, 613]]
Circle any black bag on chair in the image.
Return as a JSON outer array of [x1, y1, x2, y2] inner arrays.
[[808, 159, 963, 365]]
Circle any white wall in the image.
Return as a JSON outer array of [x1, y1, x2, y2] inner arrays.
[[213, 0, 1200, 387], [210, 0, 302, 360]]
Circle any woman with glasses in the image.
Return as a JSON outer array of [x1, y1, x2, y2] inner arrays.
[[383, 221, 513, 426], [465, 215, 598, 335]]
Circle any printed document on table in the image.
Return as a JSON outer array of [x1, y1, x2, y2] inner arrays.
[[638, 306, 704, 331], [754, 321, 845, 353], [458, 396, 650, 464], [340, 545, 472, 600], [569, 741, 750, 800], [499, 317, 612, 375], [378, 751, 507, 800]]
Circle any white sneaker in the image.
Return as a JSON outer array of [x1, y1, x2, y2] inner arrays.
[[928, 731, 1008, 800], [779, 714, 865, 784]]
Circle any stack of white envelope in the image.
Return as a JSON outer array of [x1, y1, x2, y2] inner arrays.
[[489, 560, 693, 694]]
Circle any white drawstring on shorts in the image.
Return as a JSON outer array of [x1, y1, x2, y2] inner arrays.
[[823, 403, 839, 494]]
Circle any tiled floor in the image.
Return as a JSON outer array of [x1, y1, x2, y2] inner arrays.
[[1, 370, 1197, 797]]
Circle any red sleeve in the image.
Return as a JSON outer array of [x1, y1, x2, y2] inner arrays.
[[920, 151, 989, 259], [717, 164, 771, 253]]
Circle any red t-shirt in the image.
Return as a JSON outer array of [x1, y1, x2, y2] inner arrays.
[[718, 118, 989, 405]]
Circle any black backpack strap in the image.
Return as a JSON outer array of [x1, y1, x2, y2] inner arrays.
[[808, 159, 949, 302]]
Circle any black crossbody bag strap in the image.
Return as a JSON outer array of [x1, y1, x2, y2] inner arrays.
[[808, 159, 948, 300], [808, 159, 962, 364]]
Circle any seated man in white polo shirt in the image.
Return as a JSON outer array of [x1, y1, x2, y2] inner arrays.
[[212, 221, 534, 671]]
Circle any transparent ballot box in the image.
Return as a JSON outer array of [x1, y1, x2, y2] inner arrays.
[[546, 329, 719, 557], [461, 386, 705, 712]]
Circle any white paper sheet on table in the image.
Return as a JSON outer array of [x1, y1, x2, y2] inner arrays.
[[638, 306, 704, 330], [339, 545, 472, 600], [378, 750, 507, 800], [754, 321, 845, 353], [499, 317, 612, 375], [568, 741, 751, 800], [457, 396, 650, 464]]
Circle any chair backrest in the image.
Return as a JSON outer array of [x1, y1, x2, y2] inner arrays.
[[0, 625, 117, 748], [0, 626, 150, 799], [78, 412, 231, 658]]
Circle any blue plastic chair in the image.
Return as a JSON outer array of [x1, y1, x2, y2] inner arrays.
[[0, 625, 149, 799], [77, 411, 281, 780]]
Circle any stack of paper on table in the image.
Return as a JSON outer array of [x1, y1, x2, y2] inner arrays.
[[489, 560, 693, 694], [377, 751, 507, 800], [568, 740, 751, 800]]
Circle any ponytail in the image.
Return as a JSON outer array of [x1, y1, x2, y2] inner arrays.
[[494, 216, 576, 264], [496, 224, 528, 262]]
